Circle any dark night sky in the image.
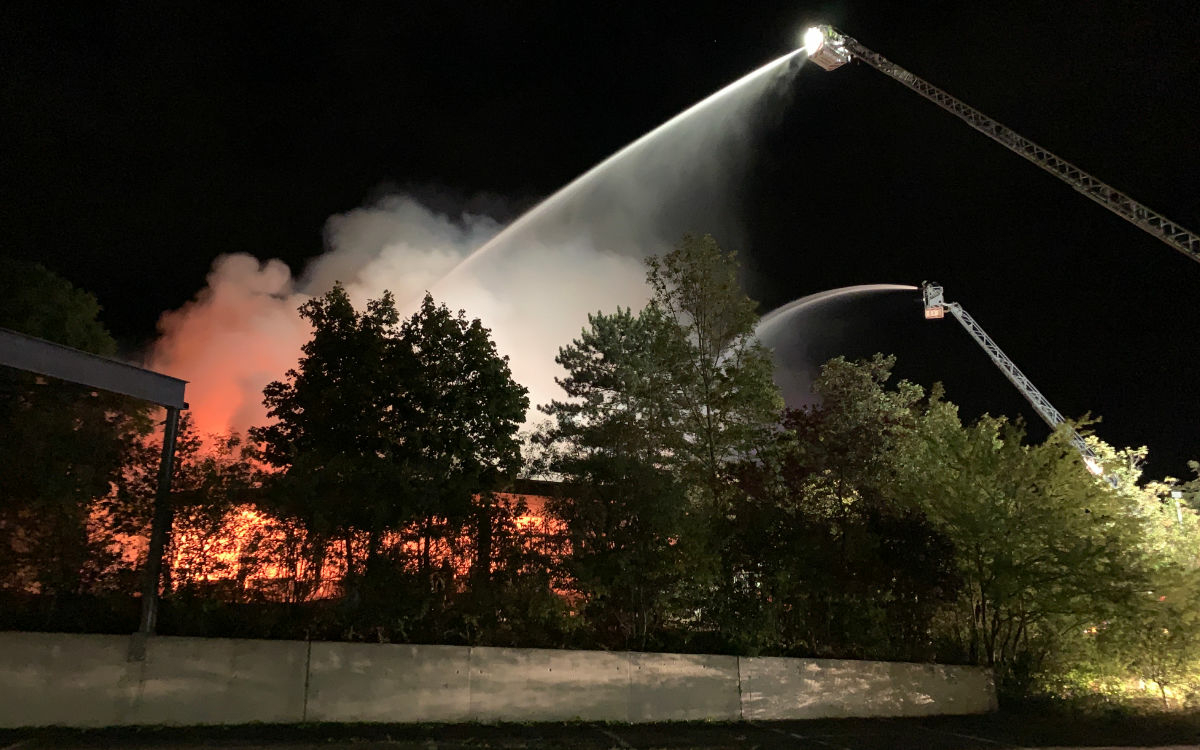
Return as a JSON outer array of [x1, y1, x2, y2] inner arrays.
[[3, 1, 1198, 478]]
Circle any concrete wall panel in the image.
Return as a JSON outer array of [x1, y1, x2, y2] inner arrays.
[[0, 632, 135, 728], [306, 642, 470, 723], [885, 662, 999, 715], [739, 655, 804, 721], [468, 647, 630, 722], [628, 651, 740, 722], [740, 656, 996, 720], [0, 633, 308, 727], [129, 636, 307, 725]]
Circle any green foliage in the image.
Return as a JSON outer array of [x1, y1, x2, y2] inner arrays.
[[1071, 468, 1200, 709], [451, 493, 571, 648], [250, 284, 528, 628], [254, 288, 525, 529], [0, 259, 146, 606], [6, 254, 1197, 705], [0, 257, 118, 356], [1099, 571, 1200, 709], [642, 235, 784, 639], [113, 413, 261, 598], [895, 396, 1152, 687], [251, 284, 405, 539], [537, 306, 690, 649], [399, 291, 530, 525], [644, 234, 782, 506], [537, 235, 784, 649], [728, 355, 960, 658]]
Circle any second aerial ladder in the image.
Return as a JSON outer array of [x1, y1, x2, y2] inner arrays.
[[921, 282, 1111, 482]]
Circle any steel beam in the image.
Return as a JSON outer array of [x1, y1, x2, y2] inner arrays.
[[0, 326, 187, 408]]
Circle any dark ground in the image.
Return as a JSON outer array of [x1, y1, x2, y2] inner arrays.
[[4, 711, 1200, 750]]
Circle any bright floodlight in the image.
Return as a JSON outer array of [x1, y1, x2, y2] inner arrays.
[[804, 25, 852, 71], [803, 27, 825, 57]]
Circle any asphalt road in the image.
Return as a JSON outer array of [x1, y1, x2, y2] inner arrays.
[[3, 713, 1199, 750]]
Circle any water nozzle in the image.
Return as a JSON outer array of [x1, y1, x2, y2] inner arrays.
[[921, 281, 947, 319]]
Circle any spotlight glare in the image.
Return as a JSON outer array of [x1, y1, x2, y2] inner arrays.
[[803, 26, 825, 57], [804, 25, 852, 71]]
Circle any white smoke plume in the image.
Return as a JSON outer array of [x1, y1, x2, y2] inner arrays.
[[148, 51, 806, 438]]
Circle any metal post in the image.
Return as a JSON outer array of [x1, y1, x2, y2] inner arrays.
[[138, 406, 181, 635]]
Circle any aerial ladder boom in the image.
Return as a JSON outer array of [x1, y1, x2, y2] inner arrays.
[[921, 282, 1109, 480], [803, 26, 1200, 267]]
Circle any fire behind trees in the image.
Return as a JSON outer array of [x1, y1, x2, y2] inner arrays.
[[2, 245, 1199, 708]]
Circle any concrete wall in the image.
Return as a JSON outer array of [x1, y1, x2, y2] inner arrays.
[[466, 647, 741, 723], [740, 656, 997, 720], [306, 642, 471, 723], [0, 632, 307, 728], [0, 632, 995, 728]]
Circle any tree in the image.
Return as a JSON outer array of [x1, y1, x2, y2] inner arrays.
[[450, 491, 569, 648], [399, 293, 529, 581], [1104, 568, 1200, 709], [729, 355, 959, 658], [114, 413, 261, 601], [537, 307, 689, 649], [252, 282, 402, 555], [0, 258, 146, 613], [644, 234, 782, 509], [1082, 464, 1200, 709], [895, 399, 1149, 683], [538, 235, 783, 647], [784, 355, 926, 495], [0, 257, 119, 357], [251, 285, 528, 621], [644, 235, 784, 640]]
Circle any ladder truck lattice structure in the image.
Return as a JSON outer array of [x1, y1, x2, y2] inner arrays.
[[921, 282, 1112, 483], [803, 25, 1200, 267]]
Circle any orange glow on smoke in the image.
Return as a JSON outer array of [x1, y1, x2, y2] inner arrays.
[[147, 255, 310, 439]]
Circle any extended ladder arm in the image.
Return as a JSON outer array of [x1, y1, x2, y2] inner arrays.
[[944, 302, 1104, 473], [804, 26, 1200, 267], [921, 283, 1110, 481]]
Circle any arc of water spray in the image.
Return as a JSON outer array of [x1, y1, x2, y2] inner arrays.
[[756, 283, 919, 338], [438, 48, 807, 283], [151, 42, 826, 439]]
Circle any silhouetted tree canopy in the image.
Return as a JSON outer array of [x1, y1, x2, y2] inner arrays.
[[250, 285, 528, 601], [0, 258, 146, 604]]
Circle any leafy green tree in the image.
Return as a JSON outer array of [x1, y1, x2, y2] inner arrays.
[[1104, 568, 1200, 709], [0, 258, 145, 612], [895, 400, 1149, 682], [1079, 466, 1200, 708], [644, 234, 782, 509], [537, 236, 784, 647], [251, 282, 402, 562], [730, 355, 959, 658], [643, 235, 784, 641], [784, 354, 926, 494], [537, 307, 689, 649], [251, 285, 527, 620], [399, 293, 529, 580], [0, 257, 119, 357]]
